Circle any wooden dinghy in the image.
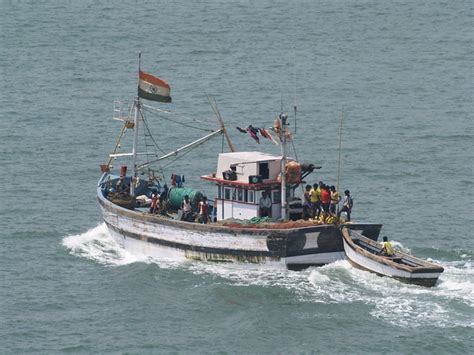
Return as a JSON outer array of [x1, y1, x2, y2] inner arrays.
[[341, 228, 444, 287]]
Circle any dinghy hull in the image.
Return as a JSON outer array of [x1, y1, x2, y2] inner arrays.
[[342, 228, 443, 287]]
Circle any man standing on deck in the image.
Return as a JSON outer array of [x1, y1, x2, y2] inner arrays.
[[320, 184, 331, 215], [330, 185, 341, 214], [309, 183, 321, 219], [198, 196, 209, 224], [181, 195, 193, 222], [149, 193, 159, 214], [337, 189, 353, 221], [259, 191, 272, 217]]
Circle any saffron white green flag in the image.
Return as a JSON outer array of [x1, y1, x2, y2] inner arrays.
[[138, 70, 172, 103]]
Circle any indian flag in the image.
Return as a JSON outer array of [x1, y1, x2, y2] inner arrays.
[[138, 70, 172, 103]]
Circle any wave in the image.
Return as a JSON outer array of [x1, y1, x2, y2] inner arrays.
[[63, 224, 473, 328], [62, 224, 147, 266]]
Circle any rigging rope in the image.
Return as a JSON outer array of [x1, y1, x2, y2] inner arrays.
[[160, 144, 196, 169], [140, 109, 166, 155], [142, 107, 213, 132], [142, 104, 209, 125], [107, 122, 128, 167]]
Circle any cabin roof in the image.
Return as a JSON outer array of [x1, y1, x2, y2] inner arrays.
[[218, 151, 282, 163]]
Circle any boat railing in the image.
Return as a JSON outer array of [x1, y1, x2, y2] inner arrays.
[[113, 100, 133, 122]]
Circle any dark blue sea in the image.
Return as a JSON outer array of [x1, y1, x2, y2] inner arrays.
[[1, 0, 472, 353]]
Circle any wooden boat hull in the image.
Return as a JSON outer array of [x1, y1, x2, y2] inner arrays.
[[98, 187, 382, 269], [342, 229, 444, 287]]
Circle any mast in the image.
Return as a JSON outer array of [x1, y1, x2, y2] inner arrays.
[[279, 113, 288, 221], [130, 52, 142, 196], [130, 99, 140, 196]]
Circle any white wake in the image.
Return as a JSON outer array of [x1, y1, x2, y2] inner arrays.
[[63, 224, 473, 328]]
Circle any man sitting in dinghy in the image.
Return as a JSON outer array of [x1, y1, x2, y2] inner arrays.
[[380, 236, 395, 257]]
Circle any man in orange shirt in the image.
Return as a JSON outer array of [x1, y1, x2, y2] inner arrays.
[[320, 184, 331, 215]]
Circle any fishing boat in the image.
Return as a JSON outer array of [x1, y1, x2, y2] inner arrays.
[[341, 228, 444, 287], [97, 58, 382, 269]]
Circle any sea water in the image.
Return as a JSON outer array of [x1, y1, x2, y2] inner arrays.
[[1, 0, 472, 353]]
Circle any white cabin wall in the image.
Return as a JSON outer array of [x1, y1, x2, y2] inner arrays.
[[239, 164, 258, 183], [231, 203, 259, 220], [268, 160, 281, 181], [222, 200, 233, 220]]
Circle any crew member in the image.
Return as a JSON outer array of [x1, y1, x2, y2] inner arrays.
[[303, 184, 312, 220], [380, 236, 395, 256], [181, 195, 193, 222], [320, 184, 331, 215], [259, 191, 272, 217], [330, 185, 341, 214], [309, 183, 321, 219], [149, 193, 159, 214], [198, 196, 209, 224], [337, 189, 353, 221]]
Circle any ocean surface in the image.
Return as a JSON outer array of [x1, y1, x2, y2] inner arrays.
[[1, 0, 473, 353]]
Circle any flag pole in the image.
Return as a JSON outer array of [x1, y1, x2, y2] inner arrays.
[[131, 52, 142, 196], [137, 51, 142, 98]]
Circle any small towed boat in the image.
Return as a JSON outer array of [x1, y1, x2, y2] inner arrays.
[[341, 228, 444, 287]]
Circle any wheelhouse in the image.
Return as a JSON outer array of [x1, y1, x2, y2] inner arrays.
[[201, 151, 295, 221]]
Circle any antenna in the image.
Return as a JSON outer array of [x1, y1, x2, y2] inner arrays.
[[293, 46, 297, 134]]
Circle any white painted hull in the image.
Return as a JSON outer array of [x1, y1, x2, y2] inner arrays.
[[108, 227, 346, 266], [104, 209, 346, 267], [98, 188, 383, 268]]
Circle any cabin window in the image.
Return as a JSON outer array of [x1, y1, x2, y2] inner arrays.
[[232, 188, 236, 200], [248, 190, 255, 203], [259, 162, 269, 179], [237, 188, 243, 201], [224, 187, 231, 200], [244, 189, 248, 202], [272, 190, 281, 203], [217, 185, 222, 199]]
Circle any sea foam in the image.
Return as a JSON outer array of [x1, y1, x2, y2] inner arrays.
[[64, 224, 473, 328]]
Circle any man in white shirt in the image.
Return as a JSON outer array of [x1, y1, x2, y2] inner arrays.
[[259, 191, 272, 218], [181, 195, 193, 222]]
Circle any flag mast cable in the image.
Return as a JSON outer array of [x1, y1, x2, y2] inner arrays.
[[130, 52, 142, 196]]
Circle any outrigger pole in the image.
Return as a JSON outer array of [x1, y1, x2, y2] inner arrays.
[[137, 128, 224, 170], [207, 95, 236, 152]]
